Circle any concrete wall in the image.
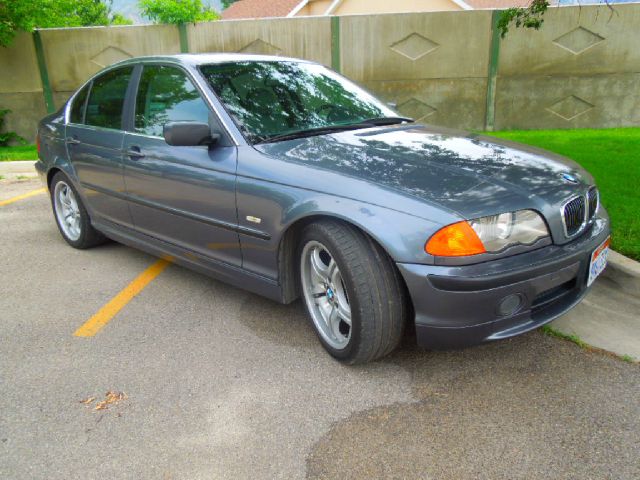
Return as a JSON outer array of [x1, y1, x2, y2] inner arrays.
[[0, 5, 638, 142], [0, 32, 46, 141], [187, 16, 332, 65], [39, 24, 181, 109], [341, 10, 492, 129], [494, 3, 640, 129]]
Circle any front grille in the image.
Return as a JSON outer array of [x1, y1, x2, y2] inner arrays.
[[562, 196, 586, 237], [587, 187, 599, 220]]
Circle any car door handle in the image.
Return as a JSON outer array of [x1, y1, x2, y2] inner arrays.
[[66, 138, 81, 145], [126, 147, 145, 159]]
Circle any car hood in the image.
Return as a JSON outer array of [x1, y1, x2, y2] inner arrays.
[[255, 124, 593, 221]]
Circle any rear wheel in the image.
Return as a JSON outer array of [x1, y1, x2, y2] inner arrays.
[[299, 220, 407, 364], [50, 172, 107, 249]]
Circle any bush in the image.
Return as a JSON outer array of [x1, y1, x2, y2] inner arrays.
[[0, 109, 26, 147]]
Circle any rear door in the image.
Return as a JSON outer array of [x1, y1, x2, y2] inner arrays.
[[122, 64, 241, 266], [65, 66, 134, 227]]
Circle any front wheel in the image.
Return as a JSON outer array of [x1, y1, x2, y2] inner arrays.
[[299, 220, 407, 364]]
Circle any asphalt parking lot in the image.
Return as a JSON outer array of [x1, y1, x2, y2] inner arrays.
[[2, 178, 639, 480]]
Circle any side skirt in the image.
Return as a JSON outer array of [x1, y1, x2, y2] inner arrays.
[[94, 219, 286, 304]]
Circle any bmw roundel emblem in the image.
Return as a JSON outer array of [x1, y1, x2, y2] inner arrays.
[[561, 172, 579, 184]]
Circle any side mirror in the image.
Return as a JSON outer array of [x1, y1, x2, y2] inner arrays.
[[163, 121, 220, 146]]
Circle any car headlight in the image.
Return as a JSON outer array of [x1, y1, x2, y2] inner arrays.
[[425, 209, 549, 256]]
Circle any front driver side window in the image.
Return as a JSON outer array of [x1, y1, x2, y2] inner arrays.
[[135, 65, 211, 137]]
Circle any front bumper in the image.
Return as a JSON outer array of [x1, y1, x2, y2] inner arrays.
[[397, 213, 610, 350]]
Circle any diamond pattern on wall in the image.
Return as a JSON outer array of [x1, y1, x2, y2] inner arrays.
[[553, 27, 605, 55], [390, 33, 439, 61], [90, 46, 132, 68], [398, 98, 437, 121], [547, 95, 594, 121], [238, 39, 282, 55]]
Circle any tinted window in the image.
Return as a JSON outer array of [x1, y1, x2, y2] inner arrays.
[[135, 65, 210, 137], [70, 84, 89, 124], [200, 62, 396, 143], [85, 67, 133, 130]]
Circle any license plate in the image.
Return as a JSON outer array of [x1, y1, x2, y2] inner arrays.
[[587, 236, 610, 287]]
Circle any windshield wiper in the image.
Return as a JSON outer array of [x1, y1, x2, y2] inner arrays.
[[355, 116, 414, 126], [256, 117, 414, 144], [257, 124, 372, 144]]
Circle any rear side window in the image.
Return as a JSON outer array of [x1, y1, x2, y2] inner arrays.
[[134, 65, 210, 137], [69, 84, 90, 124], [85, 67, 133, 130]]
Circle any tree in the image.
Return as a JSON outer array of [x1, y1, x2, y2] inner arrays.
[[498, 0, 614, 38], [221, 0, 238, 9], [498, 0, 549, 38], [0, 0, 132, 47], [111, 13, 134, 25], [138, 0, 220, 24]]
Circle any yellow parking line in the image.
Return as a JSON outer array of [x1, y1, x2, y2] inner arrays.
[[74, 258, 171, 337], [0, 188, 46, 207]]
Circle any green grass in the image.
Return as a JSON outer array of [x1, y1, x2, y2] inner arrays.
[[0, 145, 38, 161], [541, 324, 588, 349], [486, 128, 640, 261]]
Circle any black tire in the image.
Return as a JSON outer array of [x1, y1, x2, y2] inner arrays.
[[298, 220, 407, 364], [50, 171, 107, 249]]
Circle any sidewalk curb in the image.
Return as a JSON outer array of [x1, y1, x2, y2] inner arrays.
[[603, 250, 640, 297], [0, 160, 38, 179], [0, 160, 37, 171]]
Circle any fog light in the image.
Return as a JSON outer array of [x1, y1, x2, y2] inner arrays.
[[497, 294, 523, 317]]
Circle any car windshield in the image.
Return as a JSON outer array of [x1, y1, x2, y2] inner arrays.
[[199, 61, 401, 144]]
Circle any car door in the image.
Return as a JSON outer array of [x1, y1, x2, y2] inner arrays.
[[122, 64, 241, 267], [65, 66, 134, 227]]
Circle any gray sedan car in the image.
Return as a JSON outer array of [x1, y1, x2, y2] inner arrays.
[[36, 54, 611, 364]]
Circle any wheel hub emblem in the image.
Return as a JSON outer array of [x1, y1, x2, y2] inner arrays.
[[326, 287, 335, 301]]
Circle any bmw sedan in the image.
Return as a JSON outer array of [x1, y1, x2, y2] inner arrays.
[[35, 54, 611, 364]]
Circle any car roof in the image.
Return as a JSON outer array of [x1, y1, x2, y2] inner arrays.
[[110, 53, 315, 69]]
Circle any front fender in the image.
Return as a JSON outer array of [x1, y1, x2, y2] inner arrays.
[[281, 195, 442, 265], [235, 146, 460, 281], [235, 175, 455, 282]]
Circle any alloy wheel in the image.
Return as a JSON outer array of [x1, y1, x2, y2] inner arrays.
[[53, 181, 82, 241], [301, 241, 352, 349]]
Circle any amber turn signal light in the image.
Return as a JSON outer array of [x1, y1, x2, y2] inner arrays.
[[425, 221, 487, 256]]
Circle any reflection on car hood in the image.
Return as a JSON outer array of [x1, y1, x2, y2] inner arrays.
[[255, 124, 592, 218]]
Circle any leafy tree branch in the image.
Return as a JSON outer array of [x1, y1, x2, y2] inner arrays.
[[138, 0, 220, 24], [0, 0, 132, 47], [221, 0, 238, 9], [497, 0, 550, 38]]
